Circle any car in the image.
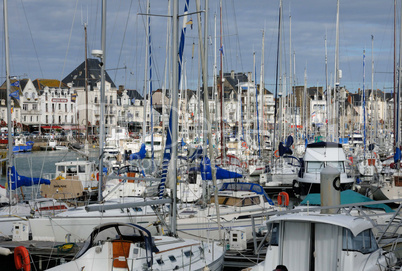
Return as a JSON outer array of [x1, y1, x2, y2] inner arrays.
[[30, 131, 40, 138]]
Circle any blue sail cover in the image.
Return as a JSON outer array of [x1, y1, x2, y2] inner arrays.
[[394, 147, 401, 163], [200, 156, 243, 180], [158, 109, 173, 199], [130, 143, 146, 160], [7, 166, 50, 190]]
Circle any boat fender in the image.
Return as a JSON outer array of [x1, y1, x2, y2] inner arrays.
[[278, 192, 290, 207], [96, 172, 99, 181], [274, 150, 279, 158], [241, 162, 248, 169], [0, 246, 11, 256], [14, 246, 31, 271], [332, 177, 341, 191]]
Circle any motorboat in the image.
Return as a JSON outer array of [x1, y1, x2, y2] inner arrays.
[[245, 212, 397, 271], [293, 142, 355, 198]]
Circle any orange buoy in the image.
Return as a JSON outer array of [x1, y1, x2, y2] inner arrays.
[[14, 246, 31, 271], [277, 192, 290, 207]]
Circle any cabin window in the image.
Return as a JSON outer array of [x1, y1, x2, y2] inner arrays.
[[156, 258, 164, 265], [57, 166, 65, 173], [306, 162, 323, 173], [132, 207, 142, 212], [266, 223, 279, 246], [327, 161, 345, 173], [78, 165, 85, 173], [168, 255, 176, 262], [342, 228, 378, 254], [184, 250, 194, 258]]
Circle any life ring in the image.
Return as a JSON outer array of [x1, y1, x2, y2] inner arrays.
[[14, 246, 31, 271], [241, 142, 247, 148], [274, 150, 279, 158], [332, 177, 341, 191], [241, 162, 248, 169], [278, 192, 290, 207]]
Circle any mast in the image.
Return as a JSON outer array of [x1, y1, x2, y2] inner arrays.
[[98, 0, 106, 202], [325, 35, 329, 140], [334, 0, 340, 142], [4, 0, 14, 208], [271, 0, 282, 167], [142, 0, 150, 143], [372, 35, 377, 139], [219, 0, 224, 160], [170, 0, 179, 235], [363, 50, 366, 159], [84, 23, 89, 145], [260, 30, 265, 150]]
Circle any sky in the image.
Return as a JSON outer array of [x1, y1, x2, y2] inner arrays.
[[0, 0, 399, 96]]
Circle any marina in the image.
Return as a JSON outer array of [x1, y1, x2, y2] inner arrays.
[[1, 0, 402, 270]]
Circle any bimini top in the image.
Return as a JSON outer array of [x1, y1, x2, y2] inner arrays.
[[268, 213, 373, 237], [304, 141, 347, 162]]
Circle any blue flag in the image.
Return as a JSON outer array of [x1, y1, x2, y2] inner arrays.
[[11, 81, 19, 87], [9, 90, 19, 100], [131, 98, 135, 104]]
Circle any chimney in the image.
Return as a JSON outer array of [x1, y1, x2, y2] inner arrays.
[[231, 70, 235, 79], [247, 72, 252, 82], [119, 85, 124, 91]]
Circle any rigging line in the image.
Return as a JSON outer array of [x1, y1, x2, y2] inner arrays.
[[19, 0, 43, 78], [230, 0, 243, 72], [58, 0, 80, 89], [113, 0, 134, 83]]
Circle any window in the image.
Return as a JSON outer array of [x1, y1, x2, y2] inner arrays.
[[71, 104, 73, 111], [45, 93, 48, 101], [46, 115, 48, 123], [184, 251, 194, 258], [46, 103, 48, 112], [343, 228, 378, 254], [65, 116, 67, 123], [110, 95, 113, 104], [23, 104, 28, 110], [94, 96, 98, 103], [135, 111, 139, 117], [156, 259, 164, 265], [59, 116, 61, 123], [78, 165, 85, 173], [58, 104, 61, 110], [32, 104, 37, 110], [65, 104, 67, 111], [168, 256, 176, 262], [23, 116, 26, 122], [71, 116, 74, 123], [52, 104, 55, 112]]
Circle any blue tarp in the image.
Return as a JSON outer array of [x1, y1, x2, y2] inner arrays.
[[7, 166, 50, 190], [300, 190, 394, 213]]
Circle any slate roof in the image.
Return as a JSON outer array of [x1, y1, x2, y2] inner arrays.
[[62, 58, 116, 89]]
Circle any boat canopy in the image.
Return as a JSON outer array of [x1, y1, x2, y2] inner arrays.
[[300, 190, 394, 213], [219, 182, 274, 205]]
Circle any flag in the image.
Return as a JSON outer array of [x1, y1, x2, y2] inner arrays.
[[311, 111, 316, 118], [71, 93, 77, 102], [11, 81, 19, 87], [186, 18, 193, 30], [219, 45, 224, 56], [131, 98, 136, 104], [9, 90, 19, 100], [11, 107, 13, 114]]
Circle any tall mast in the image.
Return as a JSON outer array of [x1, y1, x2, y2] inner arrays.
[[142, 0, 150, 143], [4, 0, 14, 207], [84, 24, 89, 145], [272, 0, 282, 167], [260, 30, 265, 155], [98, 0, 106, 202], [219, 0, 224, 160], [325, 35, 329, 140], [334, 0, 340, 142]]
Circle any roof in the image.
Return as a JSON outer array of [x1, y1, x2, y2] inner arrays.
[[304, 142, 347, 161], [269, 212, 373, 236], [62, 58, 116, 89], [33, 79, 68, 90]]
